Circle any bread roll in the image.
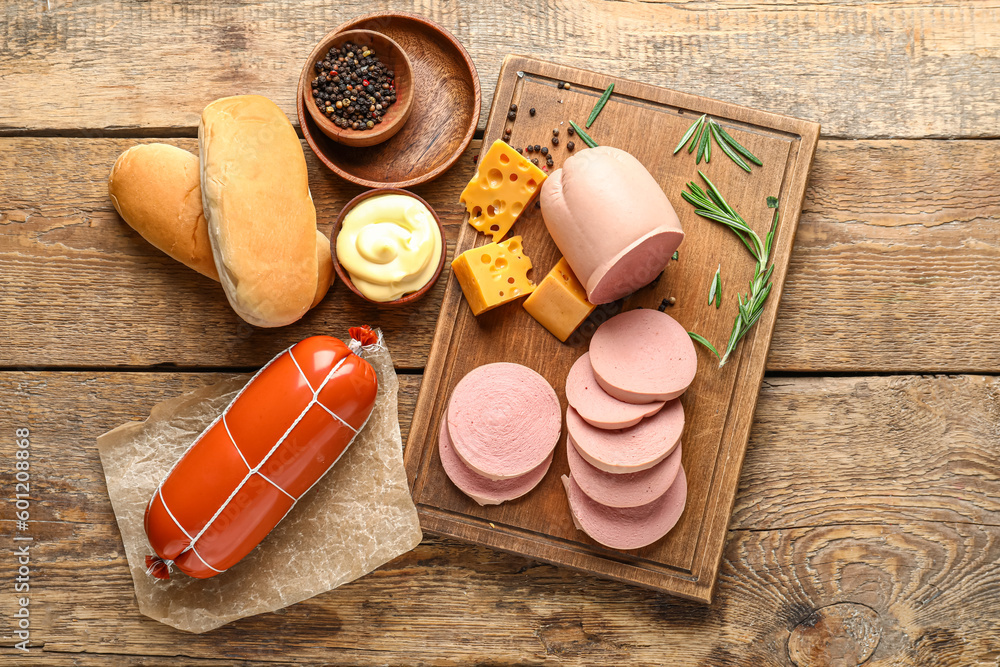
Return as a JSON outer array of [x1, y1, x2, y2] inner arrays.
[[109, 143, 219, 280], [108, 143, 333, 308], [199, 95, 318, 327]]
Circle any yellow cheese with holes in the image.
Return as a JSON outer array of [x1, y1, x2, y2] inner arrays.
[[523, 257, 596, 342], [460, 140, 547, 242], [451, 236, 536, 316]]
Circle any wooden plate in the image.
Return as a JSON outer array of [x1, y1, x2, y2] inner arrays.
[[297, 12, 481, 189], [404, 56, 820, 604]]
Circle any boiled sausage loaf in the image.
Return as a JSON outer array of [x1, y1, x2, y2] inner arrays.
[[540, 146, 684, 304], [144, 333, 378, 579]]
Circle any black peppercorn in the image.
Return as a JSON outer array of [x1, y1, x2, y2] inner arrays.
[[532, 158, 539, 165], [552, 128, 559, 136], [507, 110, 517, 120], [509, 103, 518, 112], [551, 137, 559, 146], [567, 141, 575, 150], [567, 126, 575, 137], [516, 147, 523, 154], [533, 144, 541, 152], [540, 146, 549, 155], [311, 41, 397, 130], [529, 108, 536, 116]]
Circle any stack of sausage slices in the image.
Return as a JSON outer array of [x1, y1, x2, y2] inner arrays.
[[562, 308, 696, 550]]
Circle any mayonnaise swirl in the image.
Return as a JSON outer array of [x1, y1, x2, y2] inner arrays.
[[336, 193, 442, 302]]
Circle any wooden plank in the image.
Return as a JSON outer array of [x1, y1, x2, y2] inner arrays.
[[0, 136, 475, 371], [2, 137, 998, 372], [3, 525, 999, 665], [405, 55, 818, 603], [1, 371, 996, 662], [1, 2, 998, 138]]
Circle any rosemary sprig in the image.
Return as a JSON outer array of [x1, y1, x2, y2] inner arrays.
[[586, 84, 614, 127], [673, 115, 762, 172], [708, 264, 722, 308], [683, 171, 779, 367], [674, 114, 705, 154], [569, 120, 598, 148], [688, 332, 720, 359]]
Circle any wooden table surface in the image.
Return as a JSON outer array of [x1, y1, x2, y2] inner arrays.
[[1, 1, 998, 665]]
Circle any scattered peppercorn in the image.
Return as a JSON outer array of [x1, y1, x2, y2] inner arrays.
[[507, 110, 517, 120], [529, 108, 536, 116], [533, 144, 541, 152], [551, 136, 559, 146], [534, 200, 541, 209], [516, 147, 523, 154], [311, 41, 396, 130], [557, 82, 565, 90], [531, 158, 539, 165], [563, 83, 571, 90], [567, 126, 575, 136], [509, 103, 518, 112], [567, 141, 575, 151], [525, 145, 534, 153], [540, 146, 549, 155], [552, 128, 559, 136]]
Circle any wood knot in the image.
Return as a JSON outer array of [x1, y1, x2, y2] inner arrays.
[[788, 602, 882, 667]]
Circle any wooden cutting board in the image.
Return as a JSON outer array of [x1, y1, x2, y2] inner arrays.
[[404, 55, 820, 603]]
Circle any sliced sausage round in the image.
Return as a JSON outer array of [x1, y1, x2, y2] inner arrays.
[[447, 362, 562, 480], [562, 467, 687, 550], [566, 400, 683, 473], [565, 352, 665, 429], [567, 437, 682, 508], [439, 418, 552, 506], [589, 309, 697, 404]]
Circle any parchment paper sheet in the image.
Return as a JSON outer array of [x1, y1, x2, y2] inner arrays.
[[96, 337, 423, 633]]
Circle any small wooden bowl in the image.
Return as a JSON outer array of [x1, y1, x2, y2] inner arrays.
[[300, 29, 414, 148], [297, 12, 480, 189], [331, 188, 447, 307]]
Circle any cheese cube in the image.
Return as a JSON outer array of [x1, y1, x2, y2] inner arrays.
[[523, 257, 596, 342], [460, 140, 547, 242], [452, 236, 536, 316]]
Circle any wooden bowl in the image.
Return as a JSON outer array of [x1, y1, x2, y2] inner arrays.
[[297, 12, 480, 188], [300, 29, 414, 148], [331, 188, 447, 307]]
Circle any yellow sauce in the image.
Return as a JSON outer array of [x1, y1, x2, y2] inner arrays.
[[336, 193, 442, 302]]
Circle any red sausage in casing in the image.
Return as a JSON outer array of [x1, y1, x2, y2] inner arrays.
[[144, 333, 378, 579]]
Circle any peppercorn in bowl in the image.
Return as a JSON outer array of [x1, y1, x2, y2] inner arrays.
[[300, 29, 414, 147]]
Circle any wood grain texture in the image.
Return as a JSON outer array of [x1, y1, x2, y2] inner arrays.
[[1, 371, 997, 664], [405, 56, 819, 603], [1, 1, 998, 138], [2, 137, 998, 373]]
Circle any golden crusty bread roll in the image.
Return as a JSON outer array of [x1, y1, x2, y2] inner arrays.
[[109, 143, 219, 280], [108, 143, 332, 309], [200, 95, 318, 328]]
